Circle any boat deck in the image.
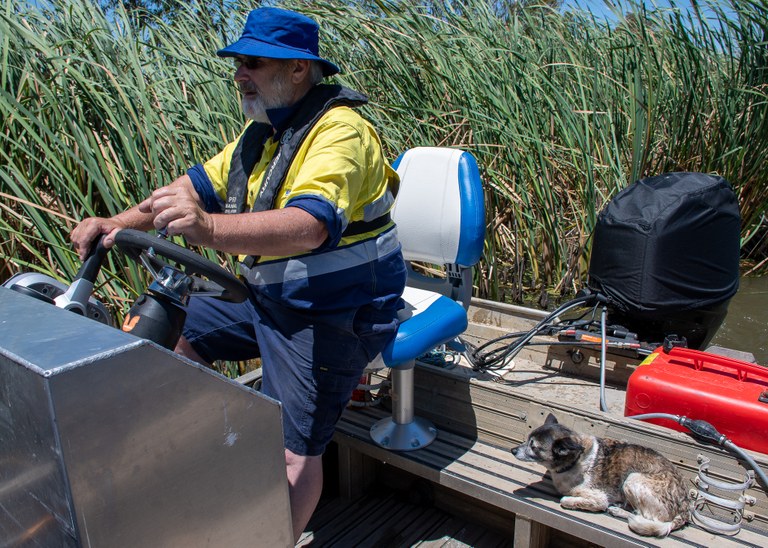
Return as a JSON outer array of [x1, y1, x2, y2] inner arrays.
[[331, 404, 768, 548], [239, 298, 768, 547], [321, 298, 768, 547], [298, 486, 515, 547]]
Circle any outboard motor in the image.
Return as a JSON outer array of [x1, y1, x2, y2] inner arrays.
[[587, 172, 741, 350]]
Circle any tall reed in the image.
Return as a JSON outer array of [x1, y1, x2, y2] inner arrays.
[[1, 0, 766, 318], [1, 0, 240, 307], [301, 0, 768, 303]]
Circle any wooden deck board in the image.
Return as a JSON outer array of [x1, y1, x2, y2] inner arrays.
[[334, 405, 768, 548], [297, 487, 512, 547], [391, 507, 453, 547]]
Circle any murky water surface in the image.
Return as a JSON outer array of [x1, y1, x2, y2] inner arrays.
[[710, 276, 768, 364]]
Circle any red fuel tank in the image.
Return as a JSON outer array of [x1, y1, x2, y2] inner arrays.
[[625, 346, 768, 454]]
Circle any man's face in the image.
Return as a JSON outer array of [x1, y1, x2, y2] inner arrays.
[[234, 56, 294, 123]]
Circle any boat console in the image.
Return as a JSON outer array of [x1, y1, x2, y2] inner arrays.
[[0, 283, 292, 546]]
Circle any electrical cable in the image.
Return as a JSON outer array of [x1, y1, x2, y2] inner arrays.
[[468, 293, 600, 372]]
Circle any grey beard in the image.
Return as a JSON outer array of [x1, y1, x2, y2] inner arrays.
[[242, 96, 270, 123], [241, 68, 293, 123]]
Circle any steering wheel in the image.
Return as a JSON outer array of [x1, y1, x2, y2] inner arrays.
[[4, 229, 248, 324], [113, 229, 249, 303]]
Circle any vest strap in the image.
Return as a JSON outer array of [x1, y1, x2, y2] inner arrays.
[[225, 84, 368, 217], [342, 213, 392, 237], [224, 122, 272, 214]]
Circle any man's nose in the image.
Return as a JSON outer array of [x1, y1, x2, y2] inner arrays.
[[234, 65, 249, 82]]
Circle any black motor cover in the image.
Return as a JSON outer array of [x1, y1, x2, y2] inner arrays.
[[587, 172, 741, 349]]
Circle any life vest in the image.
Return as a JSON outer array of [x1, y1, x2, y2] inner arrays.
[[225, 84, 392, 267], [225, 84, 368, 215]]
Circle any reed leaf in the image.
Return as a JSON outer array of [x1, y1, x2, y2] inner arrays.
[[1, 0, 766, 320]]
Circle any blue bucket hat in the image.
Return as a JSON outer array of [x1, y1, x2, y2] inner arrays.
[[217, 7, 340, 77]]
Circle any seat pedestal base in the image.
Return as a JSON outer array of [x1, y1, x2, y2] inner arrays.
[[370, 364, 436, 451], [370, 415, 436, 451]]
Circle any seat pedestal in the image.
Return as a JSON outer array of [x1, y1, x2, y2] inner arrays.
[[367, 147, 485, 453], [370, 362, 436, 451]]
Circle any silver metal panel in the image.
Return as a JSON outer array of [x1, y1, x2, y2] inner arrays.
[[0, 353, 77, 546], [0, 287, 293, 547], [53, 345, 292, 547], [0, 285, 141, 373]]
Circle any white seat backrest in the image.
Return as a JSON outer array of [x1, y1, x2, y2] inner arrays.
[[392, 147, 484, 268]]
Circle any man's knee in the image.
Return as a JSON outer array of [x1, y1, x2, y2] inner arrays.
[[285, 449, 323, 480], [175, 335, 209, 365]]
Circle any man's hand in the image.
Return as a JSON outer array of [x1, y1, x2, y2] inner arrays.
[[70, 176, 199, 261], [138, 181, 213, 246], [70, 217, 124, 261]]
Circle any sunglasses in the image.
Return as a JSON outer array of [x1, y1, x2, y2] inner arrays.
[[233, 56, 262, 70]]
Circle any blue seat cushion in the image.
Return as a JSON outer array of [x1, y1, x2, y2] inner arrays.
[[381, 286, 468, 368]]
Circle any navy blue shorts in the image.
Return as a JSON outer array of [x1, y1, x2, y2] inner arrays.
[[182, 291, 398, 456]]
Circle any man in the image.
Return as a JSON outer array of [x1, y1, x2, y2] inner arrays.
[[71, 7, 405, 541]]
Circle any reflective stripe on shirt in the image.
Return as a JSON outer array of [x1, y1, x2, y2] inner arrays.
[[239, 226, 400, 286]]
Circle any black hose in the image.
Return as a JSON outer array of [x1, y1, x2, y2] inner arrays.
[[627, 412, 768, 490]]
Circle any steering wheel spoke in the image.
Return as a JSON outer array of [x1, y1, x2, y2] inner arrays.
[[138, 250, 164, 281], [114, 229, 249, 303]]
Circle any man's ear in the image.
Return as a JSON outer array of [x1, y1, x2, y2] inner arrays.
[[291, 59, 311, 84]]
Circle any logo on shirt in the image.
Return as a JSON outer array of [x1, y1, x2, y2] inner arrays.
[[224, 196, 239, 214], [261, 149, 282, 199]]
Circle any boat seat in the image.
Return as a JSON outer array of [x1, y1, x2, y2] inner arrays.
[[370, 147, 485, 451]]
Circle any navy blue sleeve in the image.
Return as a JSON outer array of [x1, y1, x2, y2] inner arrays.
[[286, 195, 343, 249], [187, 164, 222, 213]]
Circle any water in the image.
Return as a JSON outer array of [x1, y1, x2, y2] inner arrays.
[[709, 276, 768, 364]]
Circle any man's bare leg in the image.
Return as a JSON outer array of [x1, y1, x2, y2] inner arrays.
[[285, 448, 323, 543], [175, 335, 209, 365]]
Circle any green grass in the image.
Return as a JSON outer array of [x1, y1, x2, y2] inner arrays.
[[2, 0, 766, 318]]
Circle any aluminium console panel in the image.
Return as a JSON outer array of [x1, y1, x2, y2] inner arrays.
[[0, 286, 292, 547]]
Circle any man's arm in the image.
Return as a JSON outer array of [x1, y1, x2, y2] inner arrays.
[[141, 179, 329, 257], [205, 208, 329, 256], [70, 175, 200, 260]]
